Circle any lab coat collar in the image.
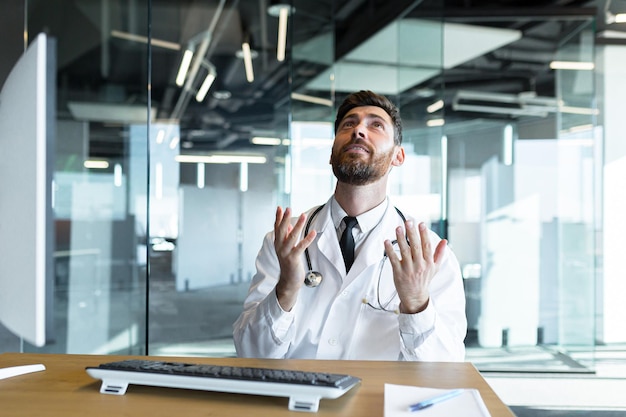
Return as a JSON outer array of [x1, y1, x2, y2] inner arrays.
[[311, 197, 403, 283]]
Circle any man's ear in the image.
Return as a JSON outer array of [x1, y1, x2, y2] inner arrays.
[[392, 146, 405, 167]]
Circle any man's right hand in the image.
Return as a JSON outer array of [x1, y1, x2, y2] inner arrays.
[[273, 206, 317, 311]]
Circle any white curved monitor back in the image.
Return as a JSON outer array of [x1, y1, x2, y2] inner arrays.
[[0, 32, 56, 347]]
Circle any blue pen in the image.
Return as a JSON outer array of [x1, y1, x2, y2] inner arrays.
[[408, 389, 464, 412]]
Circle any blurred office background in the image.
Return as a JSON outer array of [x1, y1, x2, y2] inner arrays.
[[0, 0, 624, 381]]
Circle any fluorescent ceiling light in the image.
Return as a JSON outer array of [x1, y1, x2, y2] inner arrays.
[[549, 61, 595, 70], [268, 3, 294, 62], [175, 154, 267, 164], [291, 92, 333, 107], [84, 160, 109, 169], [156, 129, 165, 144], [251, 137, 282, 145], [195, 65, 216, 102], [277, 6, 289, 61], [427, 119, 445, 127], [427, 99, 444, 113], [242, 42, 254, 82], [110, 30, 180, 50], [606, 10, 626, 24], [176, 49, 194, 86]]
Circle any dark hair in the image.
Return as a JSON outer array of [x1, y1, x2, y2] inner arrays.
[[334, 90, 403, 145]]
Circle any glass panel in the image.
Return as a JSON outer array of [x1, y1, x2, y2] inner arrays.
[[147, 0, 291, 357], [443, 13, 597, 372], [6, 0, 150, 355], [394, 6, 445, 234], [0, 1, 605, 375], [553, 20, 597, 364]]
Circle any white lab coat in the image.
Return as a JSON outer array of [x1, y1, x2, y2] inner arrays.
[[232, 197, 467, 361]]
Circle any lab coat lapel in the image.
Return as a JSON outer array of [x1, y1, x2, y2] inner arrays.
[[312, 205, 345, 276]]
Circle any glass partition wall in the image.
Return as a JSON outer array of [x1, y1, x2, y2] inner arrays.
[[443, 14, 598, 372], [0, 0, 600, 373]]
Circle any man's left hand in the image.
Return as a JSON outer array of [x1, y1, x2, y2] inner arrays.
[[384, 221, 447, 314]]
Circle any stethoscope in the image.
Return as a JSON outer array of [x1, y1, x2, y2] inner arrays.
[[303, 204, 407, 288]]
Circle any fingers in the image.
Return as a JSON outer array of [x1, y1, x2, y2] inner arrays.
[[386, 220, 447, 314], [433, 238, 448, 265], [274, 206, 292, 238], [274, 207, 315, 254], [418, 222, 432, 261], [389, 221, 446, 267]]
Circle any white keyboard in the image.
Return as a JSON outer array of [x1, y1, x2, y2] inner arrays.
[[86, 359, 361, 412]]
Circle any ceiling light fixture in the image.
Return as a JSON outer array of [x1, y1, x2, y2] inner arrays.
[[268, 1, 294, 62], [176, 48, 195, 86], [241, 41, 254, 82], [549, 61, 595, 70], [84, 160, 110, 169], [169, 0, 227, 121], [605, 0, 626, 24], [427, 99, 444, 113], [195, 62, 217, 102], [427, 119, 445, 127], [251, 136, 282, 145], [614, 13, 626, 23], [291, 92, 333, 107], [156, 129, 165, 144]]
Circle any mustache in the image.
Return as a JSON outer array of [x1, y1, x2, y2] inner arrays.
[[341, 138, 371, 153]]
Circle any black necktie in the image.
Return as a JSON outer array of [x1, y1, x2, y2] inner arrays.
[[339, 216, 358, 272]]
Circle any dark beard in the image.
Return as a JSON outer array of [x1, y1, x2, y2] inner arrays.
[[330, 148, 393, 186]]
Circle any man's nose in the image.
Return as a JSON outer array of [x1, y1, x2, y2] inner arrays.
[[352, 121, 367, 138]]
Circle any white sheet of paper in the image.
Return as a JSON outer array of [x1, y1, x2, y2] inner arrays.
[[384, 384, 491, 417]]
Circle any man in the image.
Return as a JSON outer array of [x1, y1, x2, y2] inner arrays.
[[233, 90, 466, 361]]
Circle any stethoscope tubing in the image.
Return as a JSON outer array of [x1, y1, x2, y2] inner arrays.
[[302, 204, 407, 287]]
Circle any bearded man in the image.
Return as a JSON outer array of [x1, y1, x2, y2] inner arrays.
[[233, 90, 467, 361]]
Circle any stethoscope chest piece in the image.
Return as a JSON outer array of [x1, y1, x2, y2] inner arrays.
[[304, 271, 323, 287]]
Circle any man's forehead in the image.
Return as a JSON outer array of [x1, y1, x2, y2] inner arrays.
[[343, 105, 391, 122]]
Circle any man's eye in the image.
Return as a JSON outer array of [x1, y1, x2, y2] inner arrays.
[[342, 121, 354, 128]]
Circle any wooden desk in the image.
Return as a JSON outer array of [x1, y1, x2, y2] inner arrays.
[[0, 353, 514, 416]]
